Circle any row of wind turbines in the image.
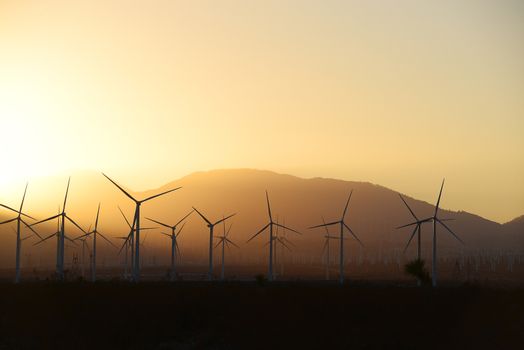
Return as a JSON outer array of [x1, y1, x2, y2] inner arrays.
[[0, 174, 463, 287]]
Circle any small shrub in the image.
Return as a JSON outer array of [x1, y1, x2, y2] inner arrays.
[[404, 259, 431, 285], [255, 274, 267, 286]]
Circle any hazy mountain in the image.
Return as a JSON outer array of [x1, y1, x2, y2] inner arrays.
[[0, 169, 522, 267]]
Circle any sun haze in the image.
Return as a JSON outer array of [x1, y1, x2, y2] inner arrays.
[[0, 0, 523, 223]]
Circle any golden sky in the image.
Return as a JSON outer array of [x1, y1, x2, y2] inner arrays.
[[0, 0, 523, 223]]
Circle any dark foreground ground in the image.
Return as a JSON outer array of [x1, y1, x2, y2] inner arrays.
[[0, 282, 523, 349]]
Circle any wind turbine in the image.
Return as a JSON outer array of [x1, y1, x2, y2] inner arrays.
[[0, 183, 42, 283], [399, 180, 464, 287], [30, 178, 86, 281], [320, 217, 338, 281], [115, 236, 130, 279], [192, 208, 236, 281], [74, 203, 116, 282], [247, 191, 300, 282], [102, 173, 181, 282], [278, 219, 296, 278], [146, 209, 194, 281], [117, 206, 156, 279], [397, 194, 426, 261], [215, 221, 239, 281], [309, 190, 364, 285], [77, 236, 89, 279], [265, 219, 295, 280], [140, 233, 148, 268]]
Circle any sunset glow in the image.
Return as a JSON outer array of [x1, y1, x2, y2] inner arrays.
[[0, 0, 523, 222]]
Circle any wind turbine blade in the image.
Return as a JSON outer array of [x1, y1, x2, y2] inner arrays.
[[279, 239, 292, 252], [321, 217, 330, 235], [102, 173, 137, 202], [247, 223, 270, 243], [265, 191, 273, 222], [19, 183, 29, 213], [74, 232, 92, 240], [226, 223, 233, 237], [343, 223, 364, 247], [398, 194, 418, 221], [0, 217, 17, 225], [139, 226, 158, 231], [21, 219, 43, 240], [175, 209, 194, 227], [142, 187, 181, 203], [97, 231, 118, 249], [0, 203, 19, 214], [95, 203, 101, 231], [118, 206, 132, 229], [309, 221, 339, 229], [118, 239, 128, 255], [176, 222, 187, 237], [120, 231, 132, 247], [214, 239, 222, 249], [61, 177, 71, 212], [396, 220, 421, 229], [342, 190, 353, 220], [0, 203, 36, 220], [225, 238, 239, 248], [65, 216, 87, 234], [403, 224, 419, 253], [160, 232, 171, 238], [175, 241, 181, 259], [145, 217, 172, 229], [192, 207, 212, 225], [30, 214, 60, 227], [65, 235, 78, 244], [274, 223, 300, 235], [436, 218, 465, 245], [33, 232, 56, 246], [214, 213, 236, 226], [281, 237, 296, 247], [434, 179, 445, 217]]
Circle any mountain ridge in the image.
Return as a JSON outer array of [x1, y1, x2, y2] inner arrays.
[[0, 168, 522, 267]]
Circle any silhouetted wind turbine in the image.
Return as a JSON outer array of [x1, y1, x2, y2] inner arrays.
[[265, 219, 295, 279], [397, 194, 426, 261], [309, 190, 363, 285], [103, 173, 181, 282], [117, 206, 156, 279], [74, 204, 116, 281], [399, 180, 464, 287], [215, 221, 239, 281], [77, 236, 89, 279], [30, 178, 86, 281], [159, 223, 185, 280], [320, 217, 338, 281], [146, 209, 193, 281], [192, 208, 236, 281], [115, 235, 132, 279], [0, 183, 42, 283], [247, 191, 300, 282]]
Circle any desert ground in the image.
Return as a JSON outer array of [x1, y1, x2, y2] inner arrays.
[[0, 280, 522, 349]]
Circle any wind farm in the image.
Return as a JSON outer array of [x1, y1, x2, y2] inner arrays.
[[0, 171, 522, 349], [1, 0, 522, 348]]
